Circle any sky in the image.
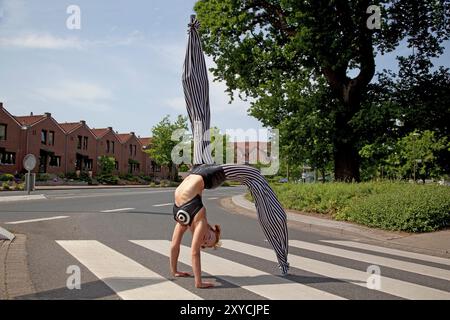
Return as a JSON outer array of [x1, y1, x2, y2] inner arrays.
[[0, 0, 449, 141]]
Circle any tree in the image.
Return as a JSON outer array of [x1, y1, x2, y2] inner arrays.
[[360, 131, 450, 181], [146, 115, 188, 181], [98, 156, 116, 175], [194, 0, 450, 181]]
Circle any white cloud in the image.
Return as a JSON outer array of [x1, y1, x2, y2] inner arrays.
[[0, 30, 144, 50], [0, 33, 83, 49], [35, 80, 114, 112]]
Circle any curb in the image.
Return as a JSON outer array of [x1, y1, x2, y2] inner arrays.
[[0, 226, 15, 241], [231, 194, 406, 242], [34, 185, 157, 191], [0, 194, 47, 203]]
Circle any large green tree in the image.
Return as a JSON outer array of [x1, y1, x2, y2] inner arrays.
[[194, 0, 450, 181], [146, 115, 188, 180]]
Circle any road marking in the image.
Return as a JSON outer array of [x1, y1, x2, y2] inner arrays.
[[131, 240, 344, 300], [100, 208, 135, 213], [0, 194, 47, 202], [291, 240, 450, 281], [56, 240, 201, 300], [152, 203, 173, 207], [221, 240, 450, 300], [5, 216, 69, 225], [321, 240, 450, 266]]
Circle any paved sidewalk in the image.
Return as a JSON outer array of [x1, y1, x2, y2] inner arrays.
[[232, 194, 450, 258], [0, 235, 36, 299]]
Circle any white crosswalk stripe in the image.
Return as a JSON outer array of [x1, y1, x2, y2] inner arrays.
[[56, 240, 201, 300], [221, 240, 450, 300], [131, 240, 344, 300], [54, 239, 450, 300], [321, 240, 450, 266], [290, 240, 450, 281]]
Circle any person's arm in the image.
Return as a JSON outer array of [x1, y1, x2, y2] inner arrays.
[[191, 218, 214, 288], [170, 223, 190, 277]]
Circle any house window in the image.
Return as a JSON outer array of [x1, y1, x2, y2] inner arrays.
[[49, 156, 61, 167], [129, 144, 133, 156], [48, 131, 55, 146], [83, 137, 88, 150], [83, 159, 93, 170], [41, 130, 48, 144], [0, 124, 6, 140], [134, 145, 137, 156], [111, 141, 115, 153], [0, 152, 16, 165], [106, 140, 110, 153], [115, 161, 119, 170], [77, 136, 82, 149]]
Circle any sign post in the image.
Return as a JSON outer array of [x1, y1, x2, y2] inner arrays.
[[23, 154, 37, 195]]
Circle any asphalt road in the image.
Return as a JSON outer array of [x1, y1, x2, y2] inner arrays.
[[0, 187, 449, 300]]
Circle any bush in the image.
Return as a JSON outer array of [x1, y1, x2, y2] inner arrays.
[[2, 182, 11, 190], [336, 184, 450, 232], [36, 173, 50, 182], [169, 181, 180, 187], [97, 174, 119, 185], [13, 183, 25, 191], [0, 174, 15, 181], [65, 172, 78, 180], [265, 182, 450, 233], [159, 179, 170, 187]]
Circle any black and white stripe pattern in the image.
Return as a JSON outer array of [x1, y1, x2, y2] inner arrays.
[[181, 16, 289, 275], [182, 16, 214, 165], [220, 164, 290, 275]]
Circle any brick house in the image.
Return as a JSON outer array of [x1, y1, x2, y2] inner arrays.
[[14, 112, 66, 175], [117, 132, 145, 176], [0, 103, 25, 174], [92, 127, 122, 175], [0, 103, 171, 180], [233, 141, 272, 165], [60, 121, 98, 176]]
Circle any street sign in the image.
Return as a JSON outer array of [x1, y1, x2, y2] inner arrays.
[[23, 154, 37, 195], [23, 154, 37, 171]]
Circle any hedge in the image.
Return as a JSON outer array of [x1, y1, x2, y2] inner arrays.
[[267, 182, 450, 232]]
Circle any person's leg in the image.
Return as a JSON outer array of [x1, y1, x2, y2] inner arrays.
[[182, 17, 214, 165], [221, 164, 289, 275]]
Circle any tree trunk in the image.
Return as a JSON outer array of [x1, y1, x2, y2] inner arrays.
[[333, 110, 361, 182]]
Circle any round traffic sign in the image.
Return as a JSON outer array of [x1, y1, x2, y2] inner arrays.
[[23, 154, 37, 171]]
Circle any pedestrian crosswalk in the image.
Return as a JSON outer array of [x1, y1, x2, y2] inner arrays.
[[55, 238, 450, 300]]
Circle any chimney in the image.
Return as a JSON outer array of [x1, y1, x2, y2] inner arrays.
[[130, 132, 135, 136], [30, 112, 33, 116], [45, 112, 51, 117], [108, 127, 113, 131], [80, 120, 86, 125], [0, 102, 3, 109]]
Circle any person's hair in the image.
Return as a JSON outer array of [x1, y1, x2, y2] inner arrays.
[[202, 224, 222, 250], [211, 224, 222, 250]]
